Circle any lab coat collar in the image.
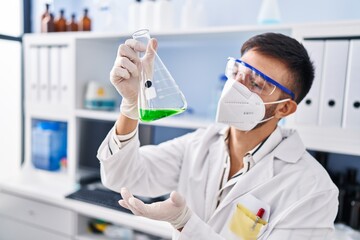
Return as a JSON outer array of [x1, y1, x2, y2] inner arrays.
[[252, 126, 282, 164], [217, 125, 304, 164], [272, 128, 305, 163]]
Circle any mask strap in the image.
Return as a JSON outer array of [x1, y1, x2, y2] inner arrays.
[[258, 116, 274, 123], [263, 98, 290, 105], [243, 116, 275, 133], [258, 99, 289, 124]]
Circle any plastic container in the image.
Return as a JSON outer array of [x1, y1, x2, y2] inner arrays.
[[180, 0, 206, 30], [180, 0, 193, 30], [139, 0, 155, 30], [257, 0, 281, 24], [84, 81, 117, 111], [153, 0, 174, 31], [31, 120, 67, 171], [128, 0, 141, 32], [104, 225, 134, 239]]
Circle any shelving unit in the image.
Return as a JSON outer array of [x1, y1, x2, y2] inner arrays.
[[0, 21, 358, 239], [286, 21, 360, 156]]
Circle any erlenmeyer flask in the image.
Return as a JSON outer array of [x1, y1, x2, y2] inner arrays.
[[132, 29, 187, 122]]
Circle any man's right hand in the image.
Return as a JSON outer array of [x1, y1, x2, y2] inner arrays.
[[110, 38, 158, 120]]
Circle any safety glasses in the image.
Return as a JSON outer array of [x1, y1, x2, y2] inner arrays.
[[225, 57, 295, 100]]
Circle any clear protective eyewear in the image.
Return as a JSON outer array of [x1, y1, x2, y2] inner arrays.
[[225, 57, 295, 100]]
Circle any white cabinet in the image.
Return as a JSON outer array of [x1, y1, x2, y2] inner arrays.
[[0, 192, 75, 235], [0, 217, 71, 240], [0, 191, 75, 240]]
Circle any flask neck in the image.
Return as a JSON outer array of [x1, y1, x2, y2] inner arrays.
[[132, 29, 151, 46]]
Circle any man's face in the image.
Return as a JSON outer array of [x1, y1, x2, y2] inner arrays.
[[240, 49, 292, 127], [240, 49, 291, 103]]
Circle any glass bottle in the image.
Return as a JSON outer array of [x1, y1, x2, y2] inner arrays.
[[41, 12, 55, 33], [41, 3, 50, 21], [41, 3, 51, 33], [55, 9, 67, 32], [79, 8, 91, 31], [67, 13, 78, 31], [132, 29, 187, 122]]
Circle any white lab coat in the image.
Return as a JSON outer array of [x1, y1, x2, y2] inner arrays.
[[97, 124, 338, 240]]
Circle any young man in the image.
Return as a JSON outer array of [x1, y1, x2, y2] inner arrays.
[[97, 33, 338, 239]]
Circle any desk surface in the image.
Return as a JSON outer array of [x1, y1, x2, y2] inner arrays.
[[2, 174, 359, 240], [0, 174, 173, 239]]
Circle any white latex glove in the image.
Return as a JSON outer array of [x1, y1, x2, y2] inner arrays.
[[110, 38, 158, 119], [118, 188, 192, 230]]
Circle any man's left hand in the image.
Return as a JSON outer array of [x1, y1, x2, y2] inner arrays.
[[119, 187, 192, 230]]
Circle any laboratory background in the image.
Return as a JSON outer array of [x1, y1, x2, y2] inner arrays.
[[0, 0, 360, 239]]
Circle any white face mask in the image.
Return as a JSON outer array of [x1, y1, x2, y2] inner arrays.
[[216, 78, 290, 131]]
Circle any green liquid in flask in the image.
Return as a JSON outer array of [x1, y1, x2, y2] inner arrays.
[[139, 108, 186, 122]]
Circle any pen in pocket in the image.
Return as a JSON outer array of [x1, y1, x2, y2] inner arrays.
[[251, 208, 265, 231]]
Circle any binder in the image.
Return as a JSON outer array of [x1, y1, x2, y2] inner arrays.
[[49, 46, 60, 104], [343, 40, 360, 129], [296, 40, 325, 125], [318, 40, 349, 127], [39, 46, 50, 103], [28, 47, 39, 103], [59, 46, 71, 106]]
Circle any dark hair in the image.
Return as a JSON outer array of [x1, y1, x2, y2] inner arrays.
[[241, 32, 314, 104]]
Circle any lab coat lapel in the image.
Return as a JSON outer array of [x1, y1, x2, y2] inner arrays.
[[209, 154, 274, 223], [203, 139, 228, 221]]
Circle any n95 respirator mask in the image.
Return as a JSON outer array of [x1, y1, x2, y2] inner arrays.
[[216, 78, 289, 131]]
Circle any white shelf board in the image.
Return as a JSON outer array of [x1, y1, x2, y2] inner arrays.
[[76, 232, 170, 240], [75, 234, 109, 240], [64, 198, 173, 238], [24, 20, 360, 42], [25, 24, 294, 40], [26, 108, 71, 121], [76, 109, 213, 129], [76, 109, 119, 122], [292, 125, 360, 156]]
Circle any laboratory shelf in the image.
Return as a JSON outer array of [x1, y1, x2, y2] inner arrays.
[[75, 109, 212, 129]]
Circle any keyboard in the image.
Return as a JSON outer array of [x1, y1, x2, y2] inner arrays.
[[66, 186, 133, 214], [66, 183, 167, 214]]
